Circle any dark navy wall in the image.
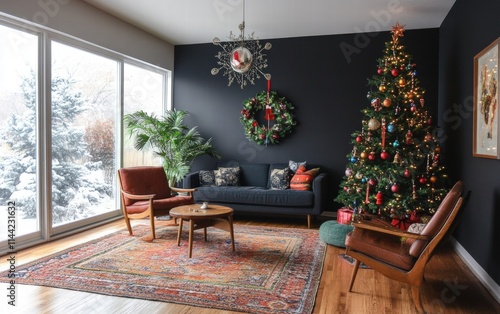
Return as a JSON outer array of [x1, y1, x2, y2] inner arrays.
[[173, 29, 439, 210], [439, 0, 500, 285]]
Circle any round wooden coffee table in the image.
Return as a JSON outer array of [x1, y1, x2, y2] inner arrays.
[[169, 204, 235, 258]]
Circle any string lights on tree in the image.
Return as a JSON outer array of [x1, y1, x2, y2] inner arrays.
[[335, 23, 450, 230]]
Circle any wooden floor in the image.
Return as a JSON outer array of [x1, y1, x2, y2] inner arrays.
[[1, 214, 499, 314]]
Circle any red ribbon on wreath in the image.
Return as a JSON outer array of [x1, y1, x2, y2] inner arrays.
[[264, 79, 274, 121]]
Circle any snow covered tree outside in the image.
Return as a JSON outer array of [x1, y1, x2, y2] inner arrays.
[[1, 71, 114, 225], [50, 41, 118, 225]]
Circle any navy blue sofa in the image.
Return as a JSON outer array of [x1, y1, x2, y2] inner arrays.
[[182, 162, 328, 228]]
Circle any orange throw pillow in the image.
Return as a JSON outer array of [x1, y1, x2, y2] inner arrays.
[[290, 167, 320, 191]]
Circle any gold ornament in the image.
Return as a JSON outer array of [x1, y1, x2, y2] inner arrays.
[[379, 84, 386, 92], [368, 118, 381, 130]]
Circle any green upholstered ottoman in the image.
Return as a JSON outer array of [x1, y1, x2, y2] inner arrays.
[[319, 220, 354, 248]]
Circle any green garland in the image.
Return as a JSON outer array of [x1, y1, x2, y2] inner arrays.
[[240, 91, 296, 145]]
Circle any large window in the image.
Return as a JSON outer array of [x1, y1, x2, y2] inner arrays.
[[123, 63, 165, 167], [0, 25, 40, 240], [0, 20, 170, 253], [51, 41, 118, 227]]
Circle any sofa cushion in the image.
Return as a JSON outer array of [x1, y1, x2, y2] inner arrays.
[[215, 167, 240, 186], [194, 186, 314, 207], [199, 170, 215, 186], [289, 160, 307, 172], [269, 167, 291, 190], [290, 167, 320, 190]]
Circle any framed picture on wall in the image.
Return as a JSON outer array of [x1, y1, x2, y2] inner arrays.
[[473, 37, 499, 158]]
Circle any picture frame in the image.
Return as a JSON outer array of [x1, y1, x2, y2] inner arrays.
[[473, 37, 500, 158]]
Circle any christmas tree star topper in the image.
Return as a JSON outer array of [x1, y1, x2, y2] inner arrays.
[[391, 22, 406, 43]]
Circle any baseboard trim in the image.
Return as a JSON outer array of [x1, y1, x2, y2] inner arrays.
[[450, 237, 500, 304]]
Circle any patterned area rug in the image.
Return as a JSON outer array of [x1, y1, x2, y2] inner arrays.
[[0, 224, 326, 313]]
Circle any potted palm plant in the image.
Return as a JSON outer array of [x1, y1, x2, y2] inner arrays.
[[124, 109, 220, 187]]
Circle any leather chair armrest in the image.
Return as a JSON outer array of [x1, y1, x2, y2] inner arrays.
[[121, 190, 155, 200], [352, 219, 431, 240], [171, 186, 197, 196]]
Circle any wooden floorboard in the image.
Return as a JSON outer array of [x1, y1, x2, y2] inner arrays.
[[0, 214, 498, 313]]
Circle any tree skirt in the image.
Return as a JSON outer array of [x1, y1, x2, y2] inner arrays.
[[0, 224, 326, 313]]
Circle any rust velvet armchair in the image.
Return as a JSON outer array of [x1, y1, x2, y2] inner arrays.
[[117, 166, 195, 239], [345, 181, 466, 313]]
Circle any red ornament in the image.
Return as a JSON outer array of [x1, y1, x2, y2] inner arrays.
[[377, 68, 383, 74], [356, 136, 363, 143], [391, 184, 400, 193], [419, 177, 428, 184], [368, 151, 376, 161], [376, 191, 383, 205], [391, 68, 399, 77], [404, 169, 411, 178], [368, 179, 377, 186], [380, 151, 389, 160]]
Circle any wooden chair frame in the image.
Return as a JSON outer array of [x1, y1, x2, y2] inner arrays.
[[117, 169, 195, 239]]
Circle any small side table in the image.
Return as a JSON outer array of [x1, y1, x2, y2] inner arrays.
[[169, 204, 235, 258]]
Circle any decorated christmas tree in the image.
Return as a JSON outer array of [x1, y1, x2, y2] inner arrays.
[[335, 23, 449, 229]]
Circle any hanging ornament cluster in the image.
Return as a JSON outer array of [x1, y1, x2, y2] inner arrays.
[[335, 23, 450, 228], [240, 81, 296, 145]]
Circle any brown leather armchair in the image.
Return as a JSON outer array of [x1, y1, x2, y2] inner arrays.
[[117, 166, 195, 239], [345, 181, 466, 313]]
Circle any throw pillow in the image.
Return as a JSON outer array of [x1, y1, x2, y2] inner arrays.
[[289, 160, 307, 172], [290, 167, 320, 191], [199, 170, 215, 186], [215, 166, 241, 186], [269, 167, 291, 190]]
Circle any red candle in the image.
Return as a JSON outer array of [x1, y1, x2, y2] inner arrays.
[[267, 79, 271, 92]]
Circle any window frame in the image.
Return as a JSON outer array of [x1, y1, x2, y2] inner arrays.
[[0, 15, 172, 254]]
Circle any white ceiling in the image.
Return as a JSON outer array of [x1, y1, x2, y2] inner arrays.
[[83, 0, 455, 45]]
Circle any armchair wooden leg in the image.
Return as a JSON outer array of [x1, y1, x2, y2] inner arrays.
[[307, 215, 312, 228], [150, 213, 156, 240], [124, 215, 133, 235], [348, 259, 360, 292], [411, 285, 424, 313]]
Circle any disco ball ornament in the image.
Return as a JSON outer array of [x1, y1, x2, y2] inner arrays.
[[230, 47, 253, 73]]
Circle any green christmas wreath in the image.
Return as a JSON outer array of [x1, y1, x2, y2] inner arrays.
[[240, 91, 296, 145]]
